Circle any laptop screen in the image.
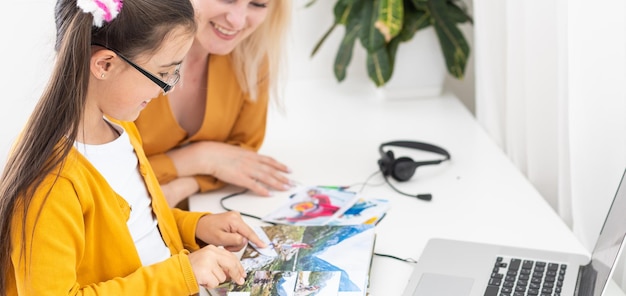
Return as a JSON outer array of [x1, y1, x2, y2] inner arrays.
[[580, 169, 626, 295]]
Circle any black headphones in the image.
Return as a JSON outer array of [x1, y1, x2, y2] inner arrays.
[[377, 140, 451, 201]]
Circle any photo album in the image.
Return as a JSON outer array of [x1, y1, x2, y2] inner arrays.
[[207, 186, 388, 295], [207, 224, 377, 296]]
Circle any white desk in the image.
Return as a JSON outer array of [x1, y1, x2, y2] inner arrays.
[[190, 84, 625, 296]]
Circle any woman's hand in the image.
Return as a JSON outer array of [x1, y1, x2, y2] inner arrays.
[[188, 244, 246, 289], [195, 211, 266, 252], [168, 141, 292, 196]]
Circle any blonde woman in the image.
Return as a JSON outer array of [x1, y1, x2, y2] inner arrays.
[[135, 0, 293, 207]]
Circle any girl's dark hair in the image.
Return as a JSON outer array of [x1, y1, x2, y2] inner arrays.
[[0, 0, 195, 292]]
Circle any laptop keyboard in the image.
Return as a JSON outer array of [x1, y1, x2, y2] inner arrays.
[[484, 256, 567, 296]]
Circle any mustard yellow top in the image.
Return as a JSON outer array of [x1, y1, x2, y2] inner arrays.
[[135, 54, 269, 193], [7, 120, 205, 295]]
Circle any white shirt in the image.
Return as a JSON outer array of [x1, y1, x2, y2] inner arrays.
[[74, 120, 170, 266]]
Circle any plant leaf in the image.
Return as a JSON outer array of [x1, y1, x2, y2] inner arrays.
[[304, 0, 317, 8], [410, 0, 428, 11], [334, 17, 362, 81], [311, 23, 337, 57], [446, 0, 473, 24], [399, 3, 431, 42], [367, 47, 392, 86], [334, 0, 357, 25], [374, 0, 404, 42], [359, 0, 386, 53], [311, 0, 363, 57], [428, 0, 470, 79], [387, 36, 402, 75]]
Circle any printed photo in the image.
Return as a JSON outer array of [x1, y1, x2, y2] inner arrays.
[[263, 186, 359, 226]]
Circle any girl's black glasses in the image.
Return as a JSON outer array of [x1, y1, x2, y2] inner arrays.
[[92, 43, 180, 94]]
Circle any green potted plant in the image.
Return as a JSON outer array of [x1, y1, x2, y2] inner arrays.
[[308, 0, 473, 87]]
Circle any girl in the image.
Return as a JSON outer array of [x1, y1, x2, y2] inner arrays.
[[0, 0, 264, 294], [134, 0, 293, 207]]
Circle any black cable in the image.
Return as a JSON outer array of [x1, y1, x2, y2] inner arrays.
[[374, 252, 417, 263], [219, 188, 268, 221], [383, 174, 432, 201]]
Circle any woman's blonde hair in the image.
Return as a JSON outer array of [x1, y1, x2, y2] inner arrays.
[[231, 0, 291, 103]]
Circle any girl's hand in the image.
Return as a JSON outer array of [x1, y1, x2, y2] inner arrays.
[[195, 211, 266, 252], [188, 244, 246, 288]]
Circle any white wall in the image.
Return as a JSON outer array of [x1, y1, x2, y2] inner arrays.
[[0, 0, 56, 172]]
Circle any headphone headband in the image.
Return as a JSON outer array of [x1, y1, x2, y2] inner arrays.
[[379, 140, 451, 164]]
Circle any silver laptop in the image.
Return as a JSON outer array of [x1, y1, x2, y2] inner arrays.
[[402, 169, 626, 296]]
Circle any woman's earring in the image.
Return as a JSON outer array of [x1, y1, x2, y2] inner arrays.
[[101, 73, 105, 78]]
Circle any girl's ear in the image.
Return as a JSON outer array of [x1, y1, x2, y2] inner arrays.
[[90, 48, 115, 79]]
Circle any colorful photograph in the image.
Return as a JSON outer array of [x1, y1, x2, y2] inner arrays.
[[224, 270, 341, 296], [262, 187, 360, 226], [209, 224, 375, 296], [329, 198, 390, 226]]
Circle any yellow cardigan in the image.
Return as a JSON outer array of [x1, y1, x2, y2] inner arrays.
[[8, 120, 205, 295], [134, 54, 269, 192]]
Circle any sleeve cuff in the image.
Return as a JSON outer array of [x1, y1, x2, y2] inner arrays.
[[148, 154, 178, 184], [175, 250, 200, 295], [172, 208, 210, 251], [194, 175, 226, 193]]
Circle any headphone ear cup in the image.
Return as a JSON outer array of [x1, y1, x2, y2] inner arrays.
[[378, 150, 395, 176], [391, 157, 417, 182]]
